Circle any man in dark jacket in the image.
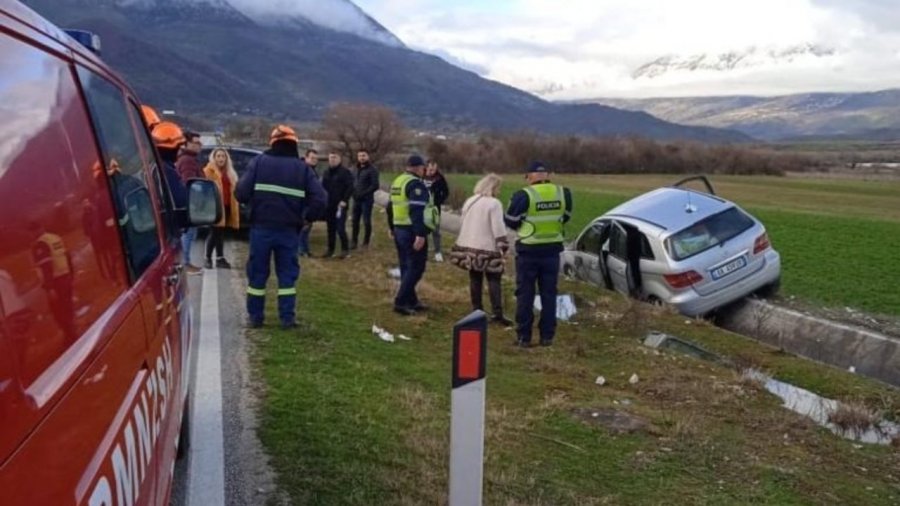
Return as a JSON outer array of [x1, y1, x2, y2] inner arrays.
[[236, 125, 328, 329], [351, 149, 379, 250], [298, 149, 319, 257], [175, 131, 204, 273], [321, 151, 355, 258], [424, 160, 449, 262]]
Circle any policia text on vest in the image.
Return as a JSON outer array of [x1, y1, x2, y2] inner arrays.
[[504, 165, 573, 348]]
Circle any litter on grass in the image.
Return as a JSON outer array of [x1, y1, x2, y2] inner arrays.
[[534, 294, 577, 321], [387, 268, 401, 279], [371, 325, 395, 343]]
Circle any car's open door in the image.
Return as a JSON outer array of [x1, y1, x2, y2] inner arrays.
[[606, 222, 631, 296]]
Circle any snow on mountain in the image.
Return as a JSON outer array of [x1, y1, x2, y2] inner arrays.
[[633, 44, 837, 80]]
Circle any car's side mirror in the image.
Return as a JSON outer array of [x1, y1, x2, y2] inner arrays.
[[187, 179, 222, 226]]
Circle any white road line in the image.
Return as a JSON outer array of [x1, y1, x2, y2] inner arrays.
[[188, 268, 226, 506]]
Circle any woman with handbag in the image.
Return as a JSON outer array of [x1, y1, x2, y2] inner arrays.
[[449, 174, 513, 326]]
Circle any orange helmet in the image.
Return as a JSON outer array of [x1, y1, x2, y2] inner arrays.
[[269, 124, 299, 146], [141, 105, 162, 129], [152, 121, 186, 149]]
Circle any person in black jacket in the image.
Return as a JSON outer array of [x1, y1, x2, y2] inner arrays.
[[424, 160, 449, 262], [351, 149, 379, 250], [322, 151, 354, 258], [235, 125, 328, 329]]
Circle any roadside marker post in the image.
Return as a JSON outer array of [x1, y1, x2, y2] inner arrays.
[[449, 310, 488, 506]]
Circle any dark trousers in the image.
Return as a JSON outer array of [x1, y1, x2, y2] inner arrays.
[[469, 270, 504, 315], [246, 227, 300, 324], [351, 198, 374, 246], [206, 227, 225, 260], [393, 227, 427, 308], [515, 254, 560, 343], [326, 209, 349, 254]]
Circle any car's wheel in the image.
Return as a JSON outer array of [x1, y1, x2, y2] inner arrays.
[[177, 396, 191, 460], [756, 277, 781, 299]]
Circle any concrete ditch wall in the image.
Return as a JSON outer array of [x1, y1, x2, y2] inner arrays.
[[376, 190, 900, 387], [717, 298, 900, 387]]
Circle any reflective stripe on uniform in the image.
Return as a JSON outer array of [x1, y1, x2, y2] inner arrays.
[[254, 183, 306, 199], [247, 287, 266, 296], [277, 288, 297, 296]]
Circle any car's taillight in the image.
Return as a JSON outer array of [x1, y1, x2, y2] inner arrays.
[[753, 233, 771, 254], [664, 270, 703, 289]]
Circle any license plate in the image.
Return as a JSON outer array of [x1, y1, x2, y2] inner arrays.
[[711, 256, 747, 280]]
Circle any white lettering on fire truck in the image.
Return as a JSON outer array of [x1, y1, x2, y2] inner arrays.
[[82, 339, 176, 506]]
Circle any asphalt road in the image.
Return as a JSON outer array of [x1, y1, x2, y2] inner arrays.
[[171, 240, 281, 506]]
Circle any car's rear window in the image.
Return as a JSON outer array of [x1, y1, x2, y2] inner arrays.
[[667, 207, 754, 260]]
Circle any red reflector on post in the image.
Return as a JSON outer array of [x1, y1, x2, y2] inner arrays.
[[458, 330, 482, 380]]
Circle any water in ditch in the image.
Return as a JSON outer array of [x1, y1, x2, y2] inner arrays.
[[743, 369, 900, 446]]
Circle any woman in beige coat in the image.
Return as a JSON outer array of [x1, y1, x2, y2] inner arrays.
[[203, 148, 241, 269], [449, 174, 513, 326]]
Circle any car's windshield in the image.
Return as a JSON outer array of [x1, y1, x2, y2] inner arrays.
[[667, 207, 754, 260]]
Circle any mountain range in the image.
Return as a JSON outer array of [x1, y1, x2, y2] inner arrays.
[[19, 0, 749, 143], [588, 90, 900, 141]]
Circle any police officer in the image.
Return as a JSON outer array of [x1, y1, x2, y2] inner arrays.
[[387, 155, 439, 316], [236, 125, 327, 329], [504, 161, 573, 347]]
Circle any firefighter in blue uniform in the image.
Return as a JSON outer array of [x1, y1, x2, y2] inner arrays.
[[504, 162, 573, 347], [236, 125, 327, 329], [386, 155, 439, 316]]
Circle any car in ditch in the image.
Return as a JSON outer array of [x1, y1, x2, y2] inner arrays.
[[561, 176, 781, 317]]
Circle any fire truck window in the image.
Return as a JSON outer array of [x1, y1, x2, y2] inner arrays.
[[77, 68, 161, 281], [0, 37, 124, 386], [127, 101, 179, 242]]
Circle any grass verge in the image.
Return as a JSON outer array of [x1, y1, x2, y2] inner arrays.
[[246, 223, 900, 505]]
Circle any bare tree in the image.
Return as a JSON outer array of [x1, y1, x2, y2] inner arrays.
[[322, 102, 407, 164]]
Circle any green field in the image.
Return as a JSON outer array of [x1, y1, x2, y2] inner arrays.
[[246, 229, 900, 505], [439, 174, 900, 317]]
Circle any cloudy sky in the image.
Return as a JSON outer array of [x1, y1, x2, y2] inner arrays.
[[353, 0, 900, 99]]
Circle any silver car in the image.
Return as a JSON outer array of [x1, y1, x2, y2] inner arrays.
[[562, 177, 781, 316]]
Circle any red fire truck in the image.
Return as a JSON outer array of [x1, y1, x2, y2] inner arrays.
[[0, 1, 219, 504]]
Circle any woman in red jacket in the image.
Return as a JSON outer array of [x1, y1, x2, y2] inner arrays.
[[203, 148, 241, 268]]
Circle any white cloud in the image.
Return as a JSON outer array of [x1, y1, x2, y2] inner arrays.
[[356, 0, 900, 98]]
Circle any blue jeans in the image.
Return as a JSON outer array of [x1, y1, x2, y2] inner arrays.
[[246, 227, 300, 324], [515, 253, 560, 343], [352, 198, 374, 247], [298, 224, 312, 255], [181, 227, 198, 265], [393, 227, 427, 308]]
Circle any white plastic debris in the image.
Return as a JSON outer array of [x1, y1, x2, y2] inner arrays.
[[372, 325, 395, 343], [629, 373, 640, 385], [848, 366, 857, 374], [398, 334, 412, 341], [534, 294, 578, 321], [595, 376, 606, 386], [388, 268, 401, 279]]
